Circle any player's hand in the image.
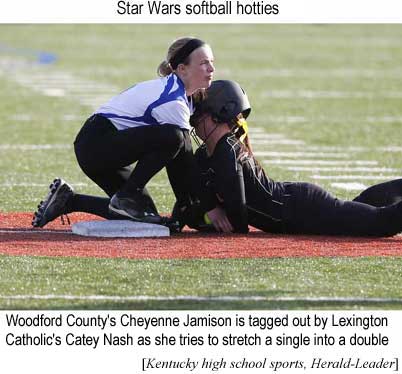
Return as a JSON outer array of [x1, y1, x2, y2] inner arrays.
[[206, 206, 233, 233]]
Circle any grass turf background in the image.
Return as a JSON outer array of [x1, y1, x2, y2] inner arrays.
[[0, 24, 401, 309]]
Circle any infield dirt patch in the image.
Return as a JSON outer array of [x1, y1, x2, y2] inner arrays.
[[1, 213, 401, 259]]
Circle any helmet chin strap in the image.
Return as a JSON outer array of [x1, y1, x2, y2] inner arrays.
[[192, 116, 249, 150], [190, 127, 202, 147], [203, 119, 220, 145], [191, 116, 220, 150]]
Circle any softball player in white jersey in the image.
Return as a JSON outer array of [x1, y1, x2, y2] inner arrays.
[[33, 37, 214, 228]]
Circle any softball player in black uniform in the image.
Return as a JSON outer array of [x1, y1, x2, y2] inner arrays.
[[33, 37, 214, 228], [186, 80, 402, 236]]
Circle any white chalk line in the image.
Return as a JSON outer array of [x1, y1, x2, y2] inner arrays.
[[0, 229, 71, 235], [8, 114, 81, 122], [287, 167, 398, 172], [0, 183, 89, 188], [1, 294, 401, 304], [252, 139, 306, 145], [0, 58, 118, 109], [263, 90, 402, 99], [252, 116, 307, 124], [294, 145, 402, 153], [2, 143, 400, 154], [239, 68, 402, 79], [0, 144, 71, 151], [261, 160, 378, 166], [248, 133, 400, 152], [258, 135, 401, 187], [249, 133, 288, 140], [313, 175, 402, 180], [249, 127, 292, 133], [0, 181, 169, 188], [331, 183, 367, 191], [8, 114, 32, 121], [271, 144, 402, 152], [254, 151, 349, 159], [252, 116, 402, 124], [367, 116, 402, 123]]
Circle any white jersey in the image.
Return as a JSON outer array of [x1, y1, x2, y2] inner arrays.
[[95, 73, 193, 131]]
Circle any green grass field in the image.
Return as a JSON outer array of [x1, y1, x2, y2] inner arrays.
[[0, 25, 402, 309]]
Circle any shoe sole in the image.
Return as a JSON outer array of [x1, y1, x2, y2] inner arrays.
[[109, 204, 163, 224], [108, 204, 141, 221], [32, 179, 72, 228]]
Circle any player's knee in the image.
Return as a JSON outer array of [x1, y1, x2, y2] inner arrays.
[[164, 127, 185, 151]]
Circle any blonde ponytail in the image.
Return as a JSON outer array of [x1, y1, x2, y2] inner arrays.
[[157, 60, 173, 77], [156, 37, 194, 77]]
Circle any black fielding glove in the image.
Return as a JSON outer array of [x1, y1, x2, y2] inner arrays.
[[171, 198, 216, 232]]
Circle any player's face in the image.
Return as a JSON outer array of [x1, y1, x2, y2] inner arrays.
[[179, 45, 214, 95]]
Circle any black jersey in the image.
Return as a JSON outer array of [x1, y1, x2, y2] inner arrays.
[[195, 133, 402, 237], [195, 133, 288, 233]]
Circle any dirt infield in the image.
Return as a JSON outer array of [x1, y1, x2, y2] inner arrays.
[[1, 213, 401, 259]]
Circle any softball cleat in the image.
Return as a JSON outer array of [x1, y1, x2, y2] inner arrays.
[[32, 178, 74, 228], [109, 190, 163, 224]]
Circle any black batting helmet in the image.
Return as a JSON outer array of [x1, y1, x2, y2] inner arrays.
[[191, 80, 251, 125]]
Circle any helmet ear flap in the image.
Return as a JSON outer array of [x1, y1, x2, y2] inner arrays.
[[214, 101, 236, 124], [225, 101, 237, 114], [219, 101, 235, 122]]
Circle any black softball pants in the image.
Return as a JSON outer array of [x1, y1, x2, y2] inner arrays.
[[283, 181, 402, 237], [68, 115, 197, 218], [353, 179, 402, 207], [75, 114, 195, 197]]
